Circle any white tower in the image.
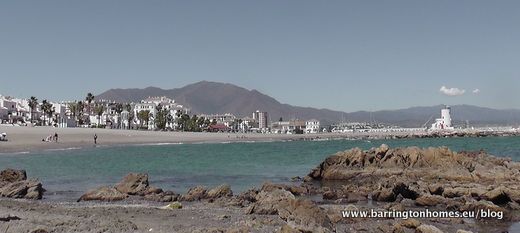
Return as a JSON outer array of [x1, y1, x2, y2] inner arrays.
[[431, 105, 454, 130], [441, 106, 452, 128]]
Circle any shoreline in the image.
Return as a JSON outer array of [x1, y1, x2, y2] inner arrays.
[[1, 126, 519, 154], [2, 145, 520, 232]]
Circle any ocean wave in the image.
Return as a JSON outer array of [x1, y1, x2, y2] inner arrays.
[[44, 147, 82, 152]]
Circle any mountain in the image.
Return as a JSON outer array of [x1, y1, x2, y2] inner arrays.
[[97, 81, 520, 127]]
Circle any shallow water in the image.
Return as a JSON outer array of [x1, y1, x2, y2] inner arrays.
[[1, 136, 519, 202]]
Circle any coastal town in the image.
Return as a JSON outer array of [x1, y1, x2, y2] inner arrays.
[[0, 93, 321, 134], [2, 93, 518, 137]]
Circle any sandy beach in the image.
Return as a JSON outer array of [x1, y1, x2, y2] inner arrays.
[[0, 126, 430, 154]]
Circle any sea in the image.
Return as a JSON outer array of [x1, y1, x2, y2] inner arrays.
[[1, 136, 520, 202]]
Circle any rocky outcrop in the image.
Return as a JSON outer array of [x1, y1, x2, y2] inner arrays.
[[0, 168, 44, 200], [277, 199, 334, 233], [114, 173, 149, 195], [78, 186, 128, 202], [245, 186, 334, 232], [180, 186, 207, 201], [246, 189, 295, 215], [78, 173, 178, 202], [206, 184, 233, 199], [180, 184, 237, 202], [306, 145, 520, 217]]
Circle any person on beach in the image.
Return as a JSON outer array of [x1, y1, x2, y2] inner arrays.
[[54, 132, 58, 142], [94, 134, 98, 144]]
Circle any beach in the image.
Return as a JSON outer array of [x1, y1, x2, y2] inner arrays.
[[0, 126, 430, 154]]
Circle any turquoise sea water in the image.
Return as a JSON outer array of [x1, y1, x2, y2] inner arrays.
[[1, 136, 520, 202]]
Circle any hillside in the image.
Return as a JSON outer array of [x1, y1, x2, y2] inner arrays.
[[97, 81, 520, 127]]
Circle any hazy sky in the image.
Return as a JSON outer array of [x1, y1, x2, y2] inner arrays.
[[1, 1, 519, 111]]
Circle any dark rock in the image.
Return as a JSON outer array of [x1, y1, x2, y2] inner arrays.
[[429, 184, 444, 195], [372, 188, 396, 202], [207, 184, 233, 199], [144, 192, 179, 202], [322, 190, 337, 200], [0, 179, 44, 199], [144, 186, 163, 195], [78, 186, 128, 202], [277, 199, 334, 233], [181, 186, 207, 201], [392, 182, 420, 200], [481, 186, 511, 205], [246, 189, 295, 215], [114, 173, 149, 195]]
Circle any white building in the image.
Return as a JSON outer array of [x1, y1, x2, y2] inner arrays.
[[252, 110, 269, 129], [200, 113, 236, 127], [133, 96, 188, 129], [431, 105, 454, 130], [305, 119, 320, 134], [0, 96, 30, 123]]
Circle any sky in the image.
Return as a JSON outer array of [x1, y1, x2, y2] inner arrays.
[[0, 1, 519, 112]]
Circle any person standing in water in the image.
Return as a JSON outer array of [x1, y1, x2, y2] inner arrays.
[[94, 134, 98, 144]]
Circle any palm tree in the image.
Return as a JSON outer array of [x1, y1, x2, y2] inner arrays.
[[28, 96, 38, 123], [76, 101, 85, 125], [41, 100, 53, 126], [85, 93, 95, 115], [137, 110, 150, 129], [115, 103, 124, 115]]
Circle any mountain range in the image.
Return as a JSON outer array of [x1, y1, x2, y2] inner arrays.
[[97, 81, 520, 127]]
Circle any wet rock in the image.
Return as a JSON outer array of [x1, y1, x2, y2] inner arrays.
[[114, 173, 149, 195], [416, 224, 444, 233], [277, 199, 334, 233], [77, 186, 128, 202], [207, 184, 233, 199], [0, 169, 44, 200], [0, 179, 44, 199], [0, 168, 26, 182], [144, 186, 163, 195], [144, 192, 179, 202], [181, 186, 208, 201]]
